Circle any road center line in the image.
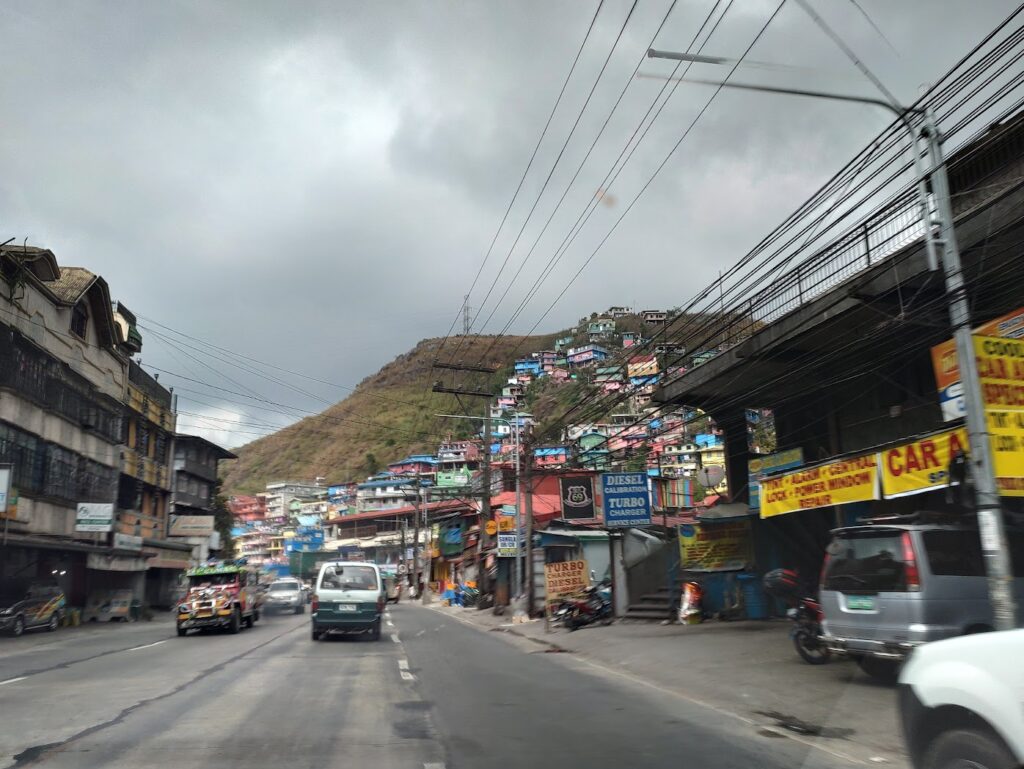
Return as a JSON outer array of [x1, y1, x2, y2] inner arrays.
[[0, 676, 27, 686], [391, 634, 401, 643], [125, 640, 167, 651], [400, 671, 416, 681], [398, 658, 409, 670]]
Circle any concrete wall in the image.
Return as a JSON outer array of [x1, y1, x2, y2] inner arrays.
[[0, 390, 118, 468], [6, 280, 125, 400]]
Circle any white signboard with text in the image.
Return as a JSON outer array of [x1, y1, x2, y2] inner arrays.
[[75, 503, 114, 533]]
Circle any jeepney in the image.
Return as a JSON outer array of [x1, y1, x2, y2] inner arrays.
[[176, 562, 260, 636]]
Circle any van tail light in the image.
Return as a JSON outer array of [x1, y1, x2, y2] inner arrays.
[[311, 594, 319, 612], [819, 553, 831, 589], [376, 596, 385, 613], [902, 532, 921, 592]]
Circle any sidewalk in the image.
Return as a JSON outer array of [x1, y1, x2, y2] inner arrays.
[[429, 602, 909, 767]]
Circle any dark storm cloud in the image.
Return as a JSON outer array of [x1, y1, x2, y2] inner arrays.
[[0, 0, 1016, 447]]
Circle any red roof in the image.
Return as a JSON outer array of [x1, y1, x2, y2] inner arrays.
[[490, 491, 562, 524], [324, 499, 473, 526]]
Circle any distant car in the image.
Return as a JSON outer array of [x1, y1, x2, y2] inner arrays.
[[899, 629, 1024, 769], [0, 582, 66, 637], [265, 579, 305, 614], [819, 521, 1024, 681]]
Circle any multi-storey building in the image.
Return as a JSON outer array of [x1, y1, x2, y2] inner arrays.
[[0, 245, 187, 608], [168, 434, 235, 564]]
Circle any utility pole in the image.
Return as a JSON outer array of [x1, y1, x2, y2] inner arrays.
[[400, 516, 408, 588], [432, 360, 500, 603], [463, 295, 471, 337], [522, 441, 535, 615], [411, 474, 421, 599], [479, 410, 493, 603], [420, 481, 430, 606], [923, 108, 1016, 630]]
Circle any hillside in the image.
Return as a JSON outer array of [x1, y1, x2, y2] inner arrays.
[[219, 308, 739, 495], [220, 333, 560, 495]]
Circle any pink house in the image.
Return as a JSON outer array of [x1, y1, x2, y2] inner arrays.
[[549, 368, 570, 382]]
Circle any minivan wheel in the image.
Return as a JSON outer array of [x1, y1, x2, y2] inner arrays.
[[9, 615, 25, 637], [856, 656, 900, 684], [924, 728, 1017, 769]]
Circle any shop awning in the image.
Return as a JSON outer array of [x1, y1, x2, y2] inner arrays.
[[696, 502, 754, 521]]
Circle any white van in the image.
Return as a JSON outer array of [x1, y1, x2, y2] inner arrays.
[[311, 561, 384, 641]]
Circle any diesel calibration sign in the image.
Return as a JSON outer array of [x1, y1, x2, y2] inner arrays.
[[601, 472, 652, 528]]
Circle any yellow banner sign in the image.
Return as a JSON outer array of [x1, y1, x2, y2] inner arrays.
[[881, 428, 968, 498], [760, 454, 877, 518], [678, 519, 753, 572], [976, 335, 1024, 496]]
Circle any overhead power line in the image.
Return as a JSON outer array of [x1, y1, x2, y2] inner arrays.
[[433, 0, 607, 362], [446, 0, 641, 365]]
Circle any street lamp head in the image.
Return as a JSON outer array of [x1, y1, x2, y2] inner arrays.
[[647, 48, 727, 65]]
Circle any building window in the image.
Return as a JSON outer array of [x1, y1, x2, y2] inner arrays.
[[136, 423, 149, 455], [154, 431, 167, 463], [70, 302, 89, 339]]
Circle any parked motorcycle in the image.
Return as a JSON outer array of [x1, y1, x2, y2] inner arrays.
[[564, 581, 612, 631], [762, 568, 830, 665]]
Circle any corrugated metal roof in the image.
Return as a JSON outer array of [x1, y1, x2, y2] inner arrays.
[[49, 266, 97, 304]]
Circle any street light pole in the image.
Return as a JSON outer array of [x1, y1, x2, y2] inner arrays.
[[921, 107, 1015, 630], [645, 50, 1016, 629]]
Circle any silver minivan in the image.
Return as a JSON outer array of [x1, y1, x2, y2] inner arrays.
[[311, 561, 384, 641], [820, 522, 1024, 681]]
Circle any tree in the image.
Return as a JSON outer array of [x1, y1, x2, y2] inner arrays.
[[625, 444, 650, 473], [211, 479, 234, 557], [363, 452, 380, 475]]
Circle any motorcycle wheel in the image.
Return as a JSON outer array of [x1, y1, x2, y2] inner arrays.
[[793, 628, 831, 665], [566, 611, 580, 631]]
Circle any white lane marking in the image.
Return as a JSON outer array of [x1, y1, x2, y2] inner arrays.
[[400, 671, 416, 681], [386, 620, 395, 627], [424, 764, 445, 769], [0, 677, 27, 686], [391, 633, 401, 643], [398, 658, 409, 670], [126, 640, 167, 651], [414, 630, 425, 637]]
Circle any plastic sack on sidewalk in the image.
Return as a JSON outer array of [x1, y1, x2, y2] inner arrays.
[[678, 581, 704, 625]]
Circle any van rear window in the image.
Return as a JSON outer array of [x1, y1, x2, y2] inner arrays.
[[319, 565, 378, 591], [823, 531, 906, 593]]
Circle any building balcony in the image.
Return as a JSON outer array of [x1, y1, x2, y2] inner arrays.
[[173, 457, 218, 482], [172, 489, 209, 511]]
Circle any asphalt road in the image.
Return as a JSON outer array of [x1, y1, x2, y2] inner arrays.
[[0, 604, 862, 768]]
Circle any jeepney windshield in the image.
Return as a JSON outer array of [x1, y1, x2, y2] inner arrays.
[[188, 572, 239, 588]]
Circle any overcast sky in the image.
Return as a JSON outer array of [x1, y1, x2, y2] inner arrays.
[[0, 0, 1018, 448]]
